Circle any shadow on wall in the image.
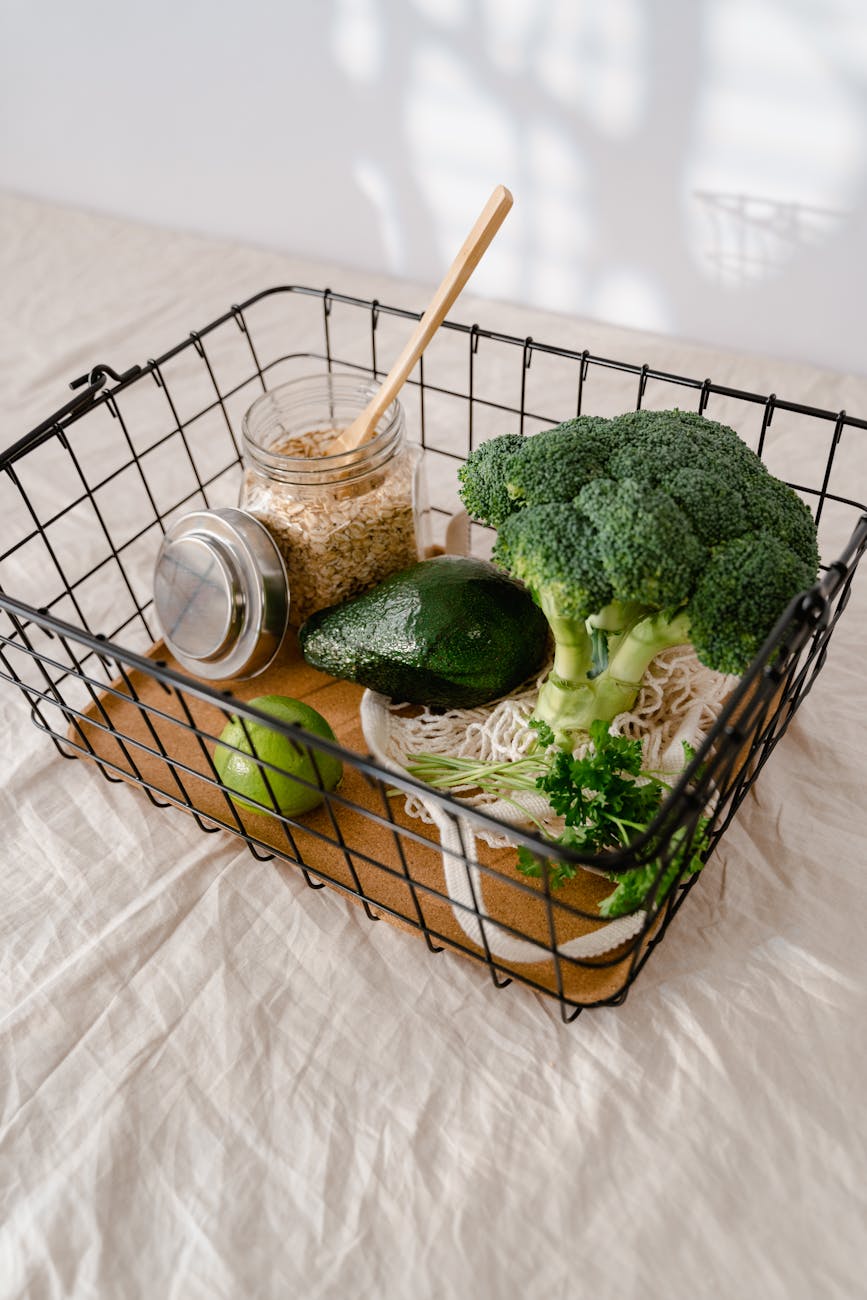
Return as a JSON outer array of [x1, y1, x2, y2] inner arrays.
[[1, 0, 865, 373], [693, 192, 846, 287], [324, 0, 867, 374]]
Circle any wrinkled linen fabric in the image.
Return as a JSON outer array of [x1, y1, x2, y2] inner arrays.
[[1, 192, 866, 1300]]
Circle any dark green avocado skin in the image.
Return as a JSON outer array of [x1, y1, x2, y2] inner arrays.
[[297, 555, 549, 707]]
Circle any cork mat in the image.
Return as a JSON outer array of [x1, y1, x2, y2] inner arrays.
[[73, 631, 679, 1008]]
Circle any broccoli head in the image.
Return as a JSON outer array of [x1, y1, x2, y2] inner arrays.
[[457, 408, 819, 743]]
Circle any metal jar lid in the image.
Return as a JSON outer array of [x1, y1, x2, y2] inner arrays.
[[153, 507, 289, 680]]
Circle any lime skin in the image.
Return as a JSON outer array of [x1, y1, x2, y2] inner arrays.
[[214, 694, 343, 816]]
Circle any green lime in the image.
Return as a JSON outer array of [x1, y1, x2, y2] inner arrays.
[[214, 694, 343, 816]]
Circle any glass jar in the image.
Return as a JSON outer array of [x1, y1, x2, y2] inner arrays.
[[240, 374, 425, 626]]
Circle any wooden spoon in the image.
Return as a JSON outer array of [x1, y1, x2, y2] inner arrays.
[[328, 184, 513, 456]]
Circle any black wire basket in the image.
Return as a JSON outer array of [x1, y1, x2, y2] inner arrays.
[[1, 286, 865, 1021]]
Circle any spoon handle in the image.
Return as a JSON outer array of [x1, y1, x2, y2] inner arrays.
[[330, 184, 513, 455]]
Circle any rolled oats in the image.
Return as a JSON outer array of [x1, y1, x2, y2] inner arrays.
[[241, 425, 420, 625]]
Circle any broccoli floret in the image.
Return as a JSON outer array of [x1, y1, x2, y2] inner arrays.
[[742, 474, 820, 571], [689, 534, 816, 674], [606, 408, 762, 485], [458, 409, 819, 744], [662, 463, 751, 547], [456, 433, 526, 527], [577, 477, 707, 607], [496, 504, 612, 686], [495, 503, 611, 621], [503, 418, 612, 506]]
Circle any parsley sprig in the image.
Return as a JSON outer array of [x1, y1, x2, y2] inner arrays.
[[406, 718, 709, 917]]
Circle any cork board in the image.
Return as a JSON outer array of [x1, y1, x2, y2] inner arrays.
[[73, 631, 679, 1009]]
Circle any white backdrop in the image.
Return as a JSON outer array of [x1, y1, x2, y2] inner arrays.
[[2, 0, 867, 375]]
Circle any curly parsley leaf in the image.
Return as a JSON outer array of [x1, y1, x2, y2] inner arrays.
[[518, 721, 710, 914]]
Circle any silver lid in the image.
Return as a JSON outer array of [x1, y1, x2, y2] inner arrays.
[[153, 507, 289, 680]]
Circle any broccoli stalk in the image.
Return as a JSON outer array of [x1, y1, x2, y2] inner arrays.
[[543, 605, 593, 685], [458, 410, 819, 748], [537, 606, 692, 739]]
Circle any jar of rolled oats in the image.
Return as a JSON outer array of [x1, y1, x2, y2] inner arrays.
[[240, 374, 425, 626]]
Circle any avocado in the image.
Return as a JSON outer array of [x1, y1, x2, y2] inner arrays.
[[297, 555, 550, 708]]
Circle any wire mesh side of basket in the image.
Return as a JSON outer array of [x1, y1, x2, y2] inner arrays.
[[1, 285, 865, 1018]]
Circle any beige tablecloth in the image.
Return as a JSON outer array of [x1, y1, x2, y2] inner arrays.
[[1, 192, 866, 1300]]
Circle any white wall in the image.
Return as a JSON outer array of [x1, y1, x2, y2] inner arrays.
[[2, 0, 866, 375]]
